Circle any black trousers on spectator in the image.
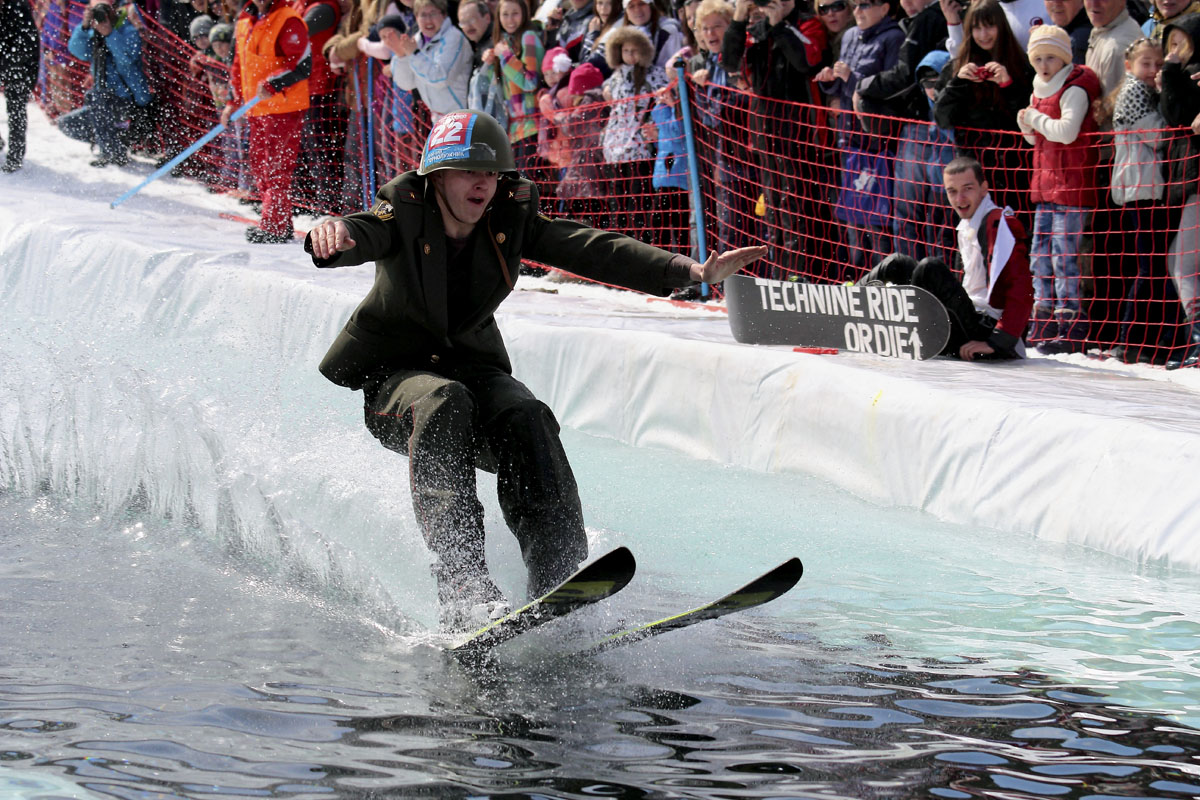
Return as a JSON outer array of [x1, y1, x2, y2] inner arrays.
[[1115, 201, 1185, 358], [653, 187, 689, 253], [866, 253, 996, 356], [602, 159, 654, 238], [1, 76, 32, 167]]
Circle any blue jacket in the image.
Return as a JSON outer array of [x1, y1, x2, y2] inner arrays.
[[68, 13, 152, 106], [821, 16, 903, 110], [651, 103, 688, 191]]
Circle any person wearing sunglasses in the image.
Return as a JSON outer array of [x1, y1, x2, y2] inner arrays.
[[813, 0, 854, 59]]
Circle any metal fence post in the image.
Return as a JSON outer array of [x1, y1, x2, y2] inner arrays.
[[674, 59, 710, 299]]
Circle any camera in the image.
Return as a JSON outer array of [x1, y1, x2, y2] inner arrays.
[[86, 3, 112, 28]]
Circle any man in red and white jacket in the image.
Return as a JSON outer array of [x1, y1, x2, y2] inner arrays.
[[221, 0, 311, 243], [865, 156, 1035, 360]]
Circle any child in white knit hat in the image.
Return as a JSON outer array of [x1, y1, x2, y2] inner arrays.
[[1017, 24, 1103, 354]]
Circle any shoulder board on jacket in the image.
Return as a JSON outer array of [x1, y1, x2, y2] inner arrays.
[[391, 185, 424, 205], [511, 183, 533, 203], [537, 212, 554, 223]]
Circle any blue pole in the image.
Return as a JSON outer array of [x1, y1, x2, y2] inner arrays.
[[674, 59, 710, 298], [110, 96, 261, 210], [352, 64, 371, 211], [365, 57, 377, 201]]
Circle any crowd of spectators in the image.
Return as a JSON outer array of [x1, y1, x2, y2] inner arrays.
[[8, 0, 1200, 367]]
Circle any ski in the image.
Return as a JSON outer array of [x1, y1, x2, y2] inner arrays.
[[581, 557, 803, 655], [449, 546, 636, 658]]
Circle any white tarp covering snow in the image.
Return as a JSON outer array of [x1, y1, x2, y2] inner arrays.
[[3, 106, 1200, 573]]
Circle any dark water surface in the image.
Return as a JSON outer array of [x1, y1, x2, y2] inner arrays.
[[3, 495, 1200, 800]]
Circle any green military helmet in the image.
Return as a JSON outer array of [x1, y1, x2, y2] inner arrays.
[[417, 110, 517, 177]]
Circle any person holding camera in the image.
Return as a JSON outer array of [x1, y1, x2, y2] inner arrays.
[[934, 0, 1033, 212], [722, 0, 829, 277], [0, 0, 39, 173], [59, 2, 152, 168]]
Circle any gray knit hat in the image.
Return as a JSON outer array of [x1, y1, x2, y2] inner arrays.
[[189, 14, 215, 41], [209, 21, 234, 43]]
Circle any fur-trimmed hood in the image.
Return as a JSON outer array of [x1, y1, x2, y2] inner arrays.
[[605, 25, 654, 69]]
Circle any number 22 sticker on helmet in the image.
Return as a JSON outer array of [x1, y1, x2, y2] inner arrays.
[[417, 110, 518, 176], [422, 113, 477, 168]]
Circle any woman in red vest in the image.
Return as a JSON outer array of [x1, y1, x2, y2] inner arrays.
[[221, 0, 312, 243]]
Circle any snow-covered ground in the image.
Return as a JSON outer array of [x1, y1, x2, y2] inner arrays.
[[4, 103, 1200, 574]]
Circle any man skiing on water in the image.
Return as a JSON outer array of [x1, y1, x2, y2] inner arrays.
[[306, 110, 765, 631]]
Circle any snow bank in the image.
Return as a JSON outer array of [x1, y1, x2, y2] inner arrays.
[[3, 106, 1200, 577]]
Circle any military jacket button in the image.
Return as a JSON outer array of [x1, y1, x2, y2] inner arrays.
[[423, 243, 431, 255], [496, 232, 506, 244], [430, 354, 440, 364]]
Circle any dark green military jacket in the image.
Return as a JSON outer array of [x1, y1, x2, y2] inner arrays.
[[311, 171, 697, 390]]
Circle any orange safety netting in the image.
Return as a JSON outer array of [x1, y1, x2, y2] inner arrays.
[[26, 0, 1200, 364]]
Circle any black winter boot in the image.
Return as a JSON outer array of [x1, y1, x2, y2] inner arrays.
[[1166, 317, 1200, 370]]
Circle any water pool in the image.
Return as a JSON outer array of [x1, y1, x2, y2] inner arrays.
[[2, 214, 1199, 800]]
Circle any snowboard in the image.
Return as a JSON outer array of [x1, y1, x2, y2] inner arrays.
[[725, 274, 951, 360]]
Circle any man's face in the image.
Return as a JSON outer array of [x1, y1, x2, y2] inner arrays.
[[93, 16, 114, 35], [415, 4, 445, 37], [432, 169, 499, 229], [1044, 0, 1083, 25], [213, 39, 231, 58], [1084, 0, 1122, 28], [944, 169, 988, 220], [458, 3, 490, 41]]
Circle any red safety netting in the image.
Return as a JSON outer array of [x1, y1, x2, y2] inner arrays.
[[25, 3, 1200, 364]]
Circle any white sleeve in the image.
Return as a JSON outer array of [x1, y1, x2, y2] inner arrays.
[[946, 23, 962, 56], [1026, 85, 1090, 144], [392, 52, 417, 89]]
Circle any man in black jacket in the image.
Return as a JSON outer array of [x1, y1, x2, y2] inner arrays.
[[307, 110, 765, 630], [0, 0, 40, 173]]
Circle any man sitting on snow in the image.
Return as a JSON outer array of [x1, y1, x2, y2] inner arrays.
[[863, 156, 1035, 361]]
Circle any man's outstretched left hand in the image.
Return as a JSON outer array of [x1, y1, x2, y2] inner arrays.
[[690, 246, 769, 285]]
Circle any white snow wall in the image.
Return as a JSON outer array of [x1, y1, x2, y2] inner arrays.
[[3, 215, 1200, 577]]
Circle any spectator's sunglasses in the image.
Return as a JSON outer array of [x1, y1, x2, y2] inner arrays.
[[817, 0, 848, 12], [919, 75, 939, 89], [851, 0, 886, 8]]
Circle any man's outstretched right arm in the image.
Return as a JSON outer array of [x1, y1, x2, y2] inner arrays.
[[304, 207, 396, 267]]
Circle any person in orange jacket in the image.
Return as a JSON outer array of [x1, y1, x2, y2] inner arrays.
[[221, 0, 312, 243]]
